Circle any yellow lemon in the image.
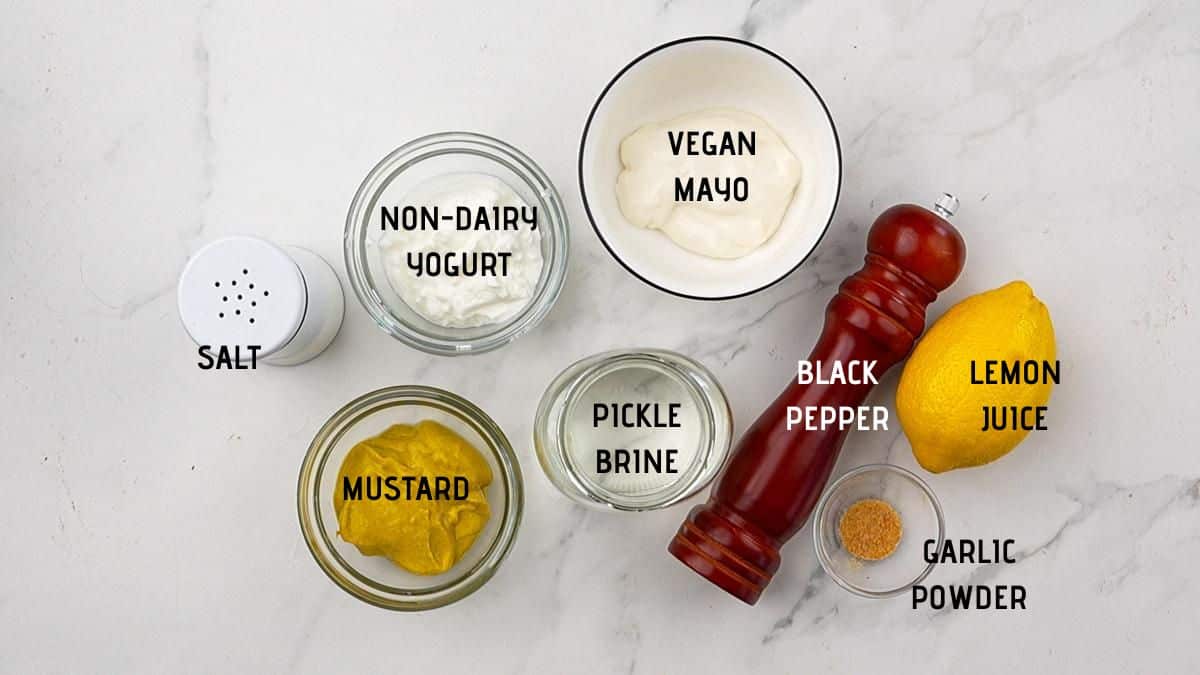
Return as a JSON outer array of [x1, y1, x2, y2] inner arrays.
[[897, 281, 1056, 473]]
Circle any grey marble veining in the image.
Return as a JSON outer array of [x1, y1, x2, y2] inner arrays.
[[1, 1, 1197, 672]]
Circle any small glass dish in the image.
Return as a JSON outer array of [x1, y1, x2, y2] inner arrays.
[[533, 349, 732, 511], [813, 464, 944, 598], [297, 386, 523, 611], [344, 132, 569, 356]]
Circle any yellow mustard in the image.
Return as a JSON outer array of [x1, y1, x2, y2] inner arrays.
[[334, 420, 492, 575]]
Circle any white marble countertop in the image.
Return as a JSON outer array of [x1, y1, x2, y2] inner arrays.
[[3, 1, 1198, 672]]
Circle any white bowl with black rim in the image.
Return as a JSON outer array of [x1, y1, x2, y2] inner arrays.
[[578, 36, 841, 300]]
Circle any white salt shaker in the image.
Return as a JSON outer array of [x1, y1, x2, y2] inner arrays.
[[177, 236, 344, 366]]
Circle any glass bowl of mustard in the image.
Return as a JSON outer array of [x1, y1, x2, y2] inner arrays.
[[298, 385, 523, 610], [813, 464, 944, 598]]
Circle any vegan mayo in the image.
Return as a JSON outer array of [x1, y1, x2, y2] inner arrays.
[[615, 108, 801, 259]]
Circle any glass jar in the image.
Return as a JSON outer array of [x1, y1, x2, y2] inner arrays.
[[534, 349, 732, 511]]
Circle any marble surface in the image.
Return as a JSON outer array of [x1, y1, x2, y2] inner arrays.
[[2, 1, 1198, 672]]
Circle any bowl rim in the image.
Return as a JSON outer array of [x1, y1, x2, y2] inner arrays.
[[812, 463, 945, 599], [576, 35, 843, 301], [297, 385, 524, 611], [532, 348, 734, 511], [344, 131, 570, 355]]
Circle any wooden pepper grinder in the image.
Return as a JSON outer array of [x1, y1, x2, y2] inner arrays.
[[668, 194, 967, 604]]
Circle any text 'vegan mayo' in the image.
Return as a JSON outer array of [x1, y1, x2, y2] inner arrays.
[[615, 108, 801, 259]]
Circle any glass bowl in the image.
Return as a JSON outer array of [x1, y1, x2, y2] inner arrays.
[[533, 349, 732, 511], [345, 132, 569, 355], [813, 464, 944, 598], [297, 386, 523, 611]]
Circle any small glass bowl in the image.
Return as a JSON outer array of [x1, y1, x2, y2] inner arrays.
[[297, 386, 523, 611], [533, 349, 732, 511], [813, 464, 944, 598], [344, 132, 569, 356]]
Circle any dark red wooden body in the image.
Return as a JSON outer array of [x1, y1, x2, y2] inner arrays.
[[668, 204, 967, 604]]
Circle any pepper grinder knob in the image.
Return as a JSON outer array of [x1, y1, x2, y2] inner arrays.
[[866, 195, 967, 299], [934, 192, 959, 219]]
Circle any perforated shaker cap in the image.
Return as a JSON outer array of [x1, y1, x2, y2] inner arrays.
[[177, 236, 307, 357]]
